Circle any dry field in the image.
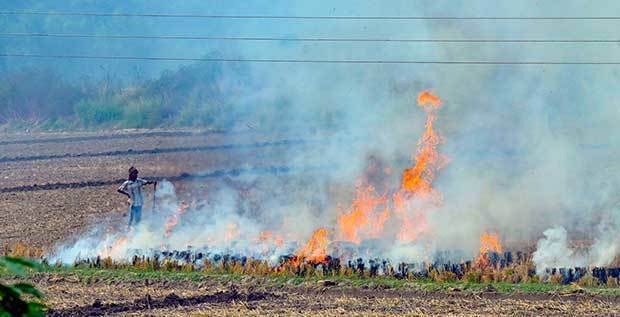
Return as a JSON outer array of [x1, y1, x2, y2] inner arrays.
[[1, 129, 619, 316], [21, 272, 620, 316], [0, 129, 312, 249]]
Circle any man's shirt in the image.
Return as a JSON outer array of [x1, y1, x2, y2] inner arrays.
[[119, 178, 148, 207]]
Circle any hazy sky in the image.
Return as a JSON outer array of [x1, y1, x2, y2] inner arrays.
[[2, 1, 620, 78]]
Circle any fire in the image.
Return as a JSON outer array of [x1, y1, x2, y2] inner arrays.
[[304, 90, 446, 257], [332, 90, 446, 245], [479, 231, 503, 255], [402, 91, 445, 193], [294, 228, 330, 265], [164, 201, 189, 237], [417, 90, 442, 108], [370, 207, 390, 237], [395, 91, 445, 242], [99, 235, 129, 259], [337, 183, 388, 243], [476, 231, 503, 267]]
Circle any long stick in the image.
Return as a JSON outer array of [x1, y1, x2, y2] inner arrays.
[[151, 182, 158, 214]]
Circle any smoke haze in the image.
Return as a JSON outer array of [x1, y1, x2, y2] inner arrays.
[[12, 1, 617, 268]]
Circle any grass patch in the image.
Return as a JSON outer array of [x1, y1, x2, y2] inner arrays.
[[3, 265, 620, 296]]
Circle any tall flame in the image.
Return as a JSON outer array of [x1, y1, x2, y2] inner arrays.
[[395, 91, 445, 243], [479, 231, 503, 255], [476, 231, 503, 267], [337, 183, 388, 243], [294, 228, 330, 265], [333, 90, 446, 245], [401, 91, 444, 193]]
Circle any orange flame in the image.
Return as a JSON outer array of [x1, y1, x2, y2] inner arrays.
[[479, 231, 503, 255], [370, 207, 390, 238], [417, 91, 442, 108], [396, 91, 445, 243], [337, 184, 388, 243], [476, 231, 503, 267], [164, 201, 189, 237], [313, 90, 446, 254], [294, 228, 330, 265], [332, 90, 446, 245], [402, 91, 445, 193], [100, 236, 129, 258]]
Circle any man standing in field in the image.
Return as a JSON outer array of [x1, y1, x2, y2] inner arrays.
[[117, 166, 157, 227]]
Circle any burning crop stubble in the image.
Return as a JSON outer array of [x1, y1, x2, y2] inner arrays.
[[48, 89, 620, 277], [51, 91, 450, 264], [1, 2, 617, 277]]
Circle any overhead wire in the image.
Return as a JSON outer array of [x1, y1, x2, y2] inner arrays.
[[0, 32, 618, 43], [2, 10, 619, 65], [1, 11, 620, 20], [1, 53, 619, 65]]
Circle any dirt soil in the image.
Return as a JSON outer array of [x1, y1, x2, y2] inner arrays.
[[0, 129, 313, 249], [10, 274, 615, 316]]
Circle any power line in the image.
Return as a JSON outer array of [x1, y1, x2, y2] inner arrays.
[[1, 11, 620, 20], [1, 32, 618, 43], [2, 53, 619, 65]]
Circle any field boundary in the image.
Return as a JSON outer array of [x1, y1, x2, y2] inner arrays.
[[0, 139, 307, 163], [0, 130, 240, 146], [0, 166, 320, 193]]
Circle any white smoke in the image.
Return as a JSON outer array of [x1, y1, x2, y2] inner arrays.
[[532, 227, 584, 274], [532, 222, 620, 274], [588, 208, 620, 267]]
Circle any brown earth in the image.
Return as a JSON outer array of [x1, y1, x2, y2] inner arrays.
[[0, 129, 315, 249], [9, 274, 615, 316]]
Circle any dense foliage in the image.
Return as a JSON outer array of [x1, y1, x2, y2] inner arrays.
[[0, 62, 257, 131], [0, 257, 45, 317]]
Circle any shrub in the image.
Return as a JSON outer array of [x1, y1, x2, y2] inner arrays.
[[74, 99, 123, 127], [513, 263, 532, 283], [40, 117, 78, 131], [176, 102, 215, 127], [549, 273, 564, 285], [121, 97, 164, 128], [464, 270, 482, 283], [0, 68, 83, 122], [1, 243, 43, 259], [577, 274, 599, 288], [497, 268, 517, 283], [429, 270, 457, 283], [0, 257, 45, 316]]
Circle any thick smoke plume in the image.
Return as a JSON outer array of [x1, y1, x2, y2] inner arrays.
[[41, 1, 620, 269]]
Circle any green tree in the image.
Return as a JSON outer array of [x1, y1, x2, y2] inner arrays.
[[0, 257, 45, 317]]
